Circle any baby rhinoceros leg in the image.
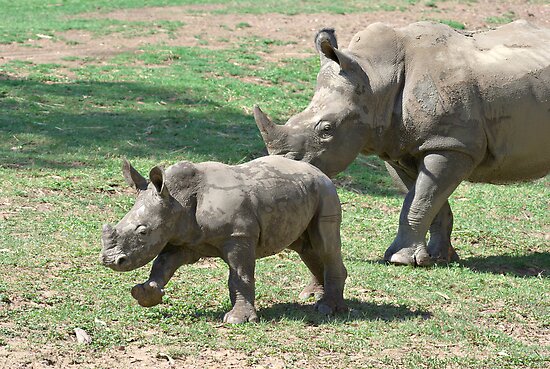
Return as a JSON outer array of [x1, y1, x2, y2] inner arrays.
[[303, 211, 348, 316], [131, 246, 198, 307], [289, 236, 325, 301], [222, 237, 259, 324], [131, 281, 164, 307]]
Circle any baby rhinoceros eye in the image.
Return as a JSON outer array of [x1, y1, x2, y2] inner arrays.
[[135, 225, 148, 235]]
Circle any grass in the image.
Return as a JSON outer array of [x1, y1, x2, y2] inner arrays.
[[1, 1, 549, 368], [434, 19, 466, 29], [485, 11, 517, 25]]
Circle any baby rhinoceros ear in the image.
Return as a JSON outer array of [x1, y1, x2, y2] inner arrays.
[[122, 158, 148, 191], [149, 166, 170, 198]]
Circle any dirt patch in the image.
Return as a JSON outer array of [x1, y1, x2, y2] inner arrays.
[[0, 344, 327, 369], [1, 1, 548, 66]]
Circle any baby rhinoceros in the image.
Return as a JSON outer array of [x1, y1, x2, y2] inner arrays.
[[100, 156, 347, 323]]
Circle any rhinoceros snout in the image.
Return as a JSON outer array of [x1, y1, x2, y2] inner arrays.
[[99, 250, 130, 270], [114, 255, 127, 267]]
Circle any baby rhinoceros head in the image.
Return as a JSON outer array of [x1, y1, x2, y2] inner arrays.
[[100, 160, 183, 272]]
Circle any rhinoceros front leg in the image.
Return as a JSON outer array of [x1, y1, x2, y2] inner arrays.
[[385, 162, 459, 263], [222, 237, 258, 324], [131, 246, 199, 307], [384, 151, 474, 266]]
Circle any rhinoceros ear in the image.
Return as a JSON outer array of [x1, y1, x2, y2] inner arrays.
[[149, 166, 170, 198], [122, 158, 148, 191], [316, 30, 365, 79], [315, 28, 338, 65]]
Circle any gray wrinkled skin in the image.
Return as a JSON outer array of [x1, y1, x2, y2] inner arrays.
[[254, 21, 550, 266], [101, 156, 347, 323]]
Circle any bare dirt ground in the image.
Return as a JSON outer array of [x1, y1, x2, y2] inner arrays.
[[1, 1, 549, 368], [1, 1, 549, 66]]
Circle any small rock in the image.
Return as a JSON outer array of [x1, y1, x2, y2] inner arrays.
[[74, 328, 92, 344]]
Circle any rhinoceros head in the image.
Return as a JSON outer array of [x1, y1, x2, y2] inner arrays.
[[100, 159, 183, 272], [255, 28, 375, 177]]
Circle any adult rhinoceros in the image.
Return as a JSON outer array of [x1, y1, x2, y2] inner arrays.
[[253, 20, 550, 266]]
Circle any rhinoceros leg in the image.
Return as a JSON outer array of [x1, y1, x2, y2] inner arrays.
[[131, 246, 199, 307], [222, 237, 259, 324], [305, 213, 348, 315], [385, 162, 459, 263], [427, 201, 460, 263], [288, 236, 325, 300], [384, 152, 474, 266]]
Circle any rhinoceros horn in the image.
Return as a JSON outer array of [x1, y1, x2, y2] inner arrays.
[[101, 223, 117, 249], [253, 105, 278, 138]]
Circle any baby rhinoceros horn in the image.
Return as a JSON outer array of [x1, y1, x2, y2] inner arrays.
[[101, 223, 117, 250]]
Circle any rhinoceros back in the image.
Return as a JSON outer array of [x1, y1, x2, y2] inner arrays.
[[468, 21, 550, 182], [238, 156, 339, 255], [397, 21, 550, 183]]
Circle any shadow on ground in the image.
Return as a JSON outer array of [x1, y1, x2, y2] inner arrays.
[[461, 252, 549, 277], [260, 298, 431, 323], [0, 75, 264, 166], [186, 298, 430, 324], [0, 74, 398, 196]]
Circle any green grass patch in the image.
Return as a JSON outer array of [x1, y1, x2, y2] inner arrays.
[[1, 1, 549, 368], [435, 19, 466, 29], [485, 11, 517, 25]]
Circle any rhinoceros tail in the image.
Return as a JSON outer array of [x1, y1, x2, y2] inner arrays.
[[315, 28, 338, 51]]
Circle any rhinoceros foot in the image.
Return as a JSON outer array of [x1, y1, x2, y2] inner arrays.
[[223, 306, 259, 324], [428, 243, 460, 264], [298, 280, 324, 300], [384, 244, 434, 267], [314, 297, 348, 316], [131, 281, 165, 307]]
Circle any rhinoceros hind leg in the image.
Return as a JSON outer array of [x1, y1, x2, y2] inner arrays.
[[289, 237, 326, 300], [305, 212, 348, 315], [222, 237, 259, 324], [427, 201, 460, 263]]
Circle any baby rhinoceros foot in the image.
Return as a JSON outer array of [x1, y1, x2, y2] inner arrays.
[[131, 281, 165, 307], [314, 297, 348, 316], [223, 305, 259, 324]]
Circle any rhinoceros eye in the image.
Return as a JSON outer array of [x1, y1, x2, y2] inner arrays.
[[135, 225, 148, 235], [315, 121, 333, 139]]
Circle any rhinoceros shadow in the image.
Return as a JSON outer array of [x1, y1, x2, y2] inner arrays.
[[188, 299, 430, 324], [257, 298, 431, 323], [460, 252, 549, 278]]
